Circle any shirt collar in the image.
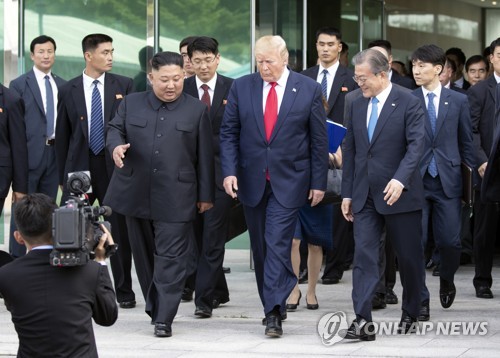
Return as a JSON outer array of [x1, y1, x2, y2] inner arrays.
[[83, 71, 106, 89], [149, 90, 184, 111], [373, 82, 392, 106], [264, 66, 290, 88], [422, 83, 442, 100], [31, 245, 54, 251], [32, 66, 52, 80], [494, 73, 500, 84], [319, 61, 339, 77], [195, 73, 218, 90]]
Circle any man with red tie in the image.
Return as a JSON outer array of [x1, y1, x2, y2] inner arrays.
[[220, 35, 328, 337]]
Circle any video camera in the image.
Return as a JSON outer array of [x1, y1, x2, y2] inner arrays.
[[50, 171, 117, 267]]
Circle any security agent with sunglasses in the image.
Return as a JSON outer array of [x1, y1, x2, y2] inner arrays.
[[0, 193, 117, 358]]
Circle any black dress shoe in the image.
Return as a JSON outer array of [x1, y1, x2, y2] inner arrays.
[[264, 313, 283, 337], [322, 277, 340, 285], [212, 296, 230, 309], [385, 288, 398, 304], [432, 265, 440, 277], [223, 266, 231, 274], [372, 293, 386, 309], [418, 301, 430, 321], [398, 311, 417, 334], [119, 300, 136, 309], [306, 295, 319, 310], [286, 291, 301, 310], [476, 286, 494, 299], [439, 278, 456, 308], [154, 323, 172, 337], [262, 311, 287, 325], [343, 318, 376, 341], [194, 306, 212, 318], [298, 269, 308, 284], [181, 287, 194, 302]]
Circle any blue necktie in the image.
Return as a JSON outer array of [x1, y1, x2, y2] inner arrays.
[[44, 75, 54, 137], [89, 80, 104, 155], [367, 97, 379, 142], [321, 69, 328, 100], [427, 92, 438, 177]]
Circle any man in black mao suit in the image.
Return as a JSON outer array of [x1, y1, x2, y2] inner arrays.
[[300, 27, 358, 291], [467, 37, 500, 299], [342, 49, 425, 340], [411, 45, 475, 319], [0, 193, 117, 358], [0, 84, 27, 216], [8, 35, 66, 258], [55, 33, 136, 309], [220, 35, 328, 337], [104, 51, 214, 337], [183, 37, 234, 317]]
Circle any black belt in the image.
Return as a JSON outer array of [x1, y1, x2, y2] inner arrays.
[[45, 138, 55, 146]]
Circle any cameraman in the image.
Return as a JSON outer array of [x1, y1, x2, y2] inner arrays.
[[0, 193, 118, 358]]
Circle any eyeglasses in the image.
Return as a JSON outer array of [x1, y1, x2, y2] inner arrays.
[[352, 73, 379, 84], [191, 56, 217, 66]]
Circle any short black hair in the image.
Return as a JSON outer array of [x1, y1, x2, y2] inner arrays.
[[179, 36, 199, 52], [14, 193, 57, 244], [489, 37, 500, 55], [151, 51, 183, 71], [340, 41, 349, 54], [368, 39, 392, 55], [411, 44, 446, 69], [138, 45, 163, 70], [187, 36, 219, 58], [30, 35, 57, 53], [465, 55, 489, 72], [445, 58, 457, 73], [82, 33, 113, 53], [445, 47, 466, 66], [315, 27, 342, 42]]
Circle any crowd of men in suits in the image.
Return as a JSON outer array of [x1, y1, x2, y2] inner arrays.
[[0, 26, 500, 354]]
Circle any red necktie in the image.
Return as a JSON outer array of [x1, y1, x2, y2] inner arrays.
[[264, 82, 278, 141], [201, 84, 211, 111]]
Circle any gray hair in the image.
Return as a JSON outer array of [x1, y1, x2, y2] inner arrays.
[[255, 35, 289, 62], [352, 48, 390, 75]]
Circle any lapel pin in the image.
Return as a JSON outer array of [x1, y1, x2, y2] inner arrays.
[[116, 94, 123, 99], [223, 99, 227, 105], [292, 88, 297, 92], [445, 102, 448, 105], [391, 103, 396, 107], [0, 108, 3, 113], [80, 116, 84, 121], [341, 86, 348, 92]]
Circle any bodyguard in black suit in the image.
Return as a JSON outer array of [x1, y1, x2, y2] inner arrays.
[[0, 84, 27, 216], [104, 52, 214, 337], [342, 49, 425, 340], [467, 38, 500, 299], [56, 33, 136, 309], [183, 37, 234, 317], [300, 27, 357, 297], [411, 45, 475, 318], [8, 35, 66, 258], [0, 194, 117, 358]]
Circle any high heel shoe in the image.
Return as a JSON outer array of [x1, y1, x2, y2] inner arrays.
[[306, 295, 319, 310], [286, 291, 302, 310]]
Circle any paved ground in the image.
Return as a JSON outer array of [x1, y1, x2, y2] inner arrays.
[[1, 246, 499, 357]]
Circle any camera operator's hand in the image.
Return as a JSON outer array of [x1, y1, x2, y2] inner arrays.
[[94, 224, 115, 263], [113, 143, 131, 168]]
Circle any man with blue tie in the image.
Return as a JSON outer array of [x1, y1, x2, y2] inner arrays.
[[8, 35, 66, 258], [341, 48, 426, 340], [56, 33, 136, 310], [220, 35, 328, 337], [411, 45, 475, 321]]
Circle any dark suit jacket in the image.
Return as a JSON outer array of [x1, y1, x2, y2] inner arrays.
[[9, 69, 66, 170], [482, 113, 500, 202], [220, 70, 328, 209], [413, 87, 475, 198], [55, 73, 133, 187], [342, 84, 426, 214], [0, 85, 28, 200], [183, 74, 233, 190], [391, 70, 417, 89], [0, 249, 117, 358], [104, 91, 214, 222], [301, 64, 358, 124]]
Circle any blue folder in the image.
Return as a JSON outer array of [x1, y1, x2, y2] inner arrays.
[[326, 120, 347, 153]]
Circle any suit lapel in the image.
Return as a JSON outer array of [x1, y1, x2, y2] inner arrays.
[[211, 75, 228, 118], [415, 88, 433, 138], [269, 71, 299, 143], [370, 86, 399, 146], [327, 66, 345, 114], [353, 96, 370, 146], [104, 75, 116, 122], [435, 88, 450, 137], [71, 77, 89, 142], [26, 70, 45, 114], [251, 74, 266, 141]]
